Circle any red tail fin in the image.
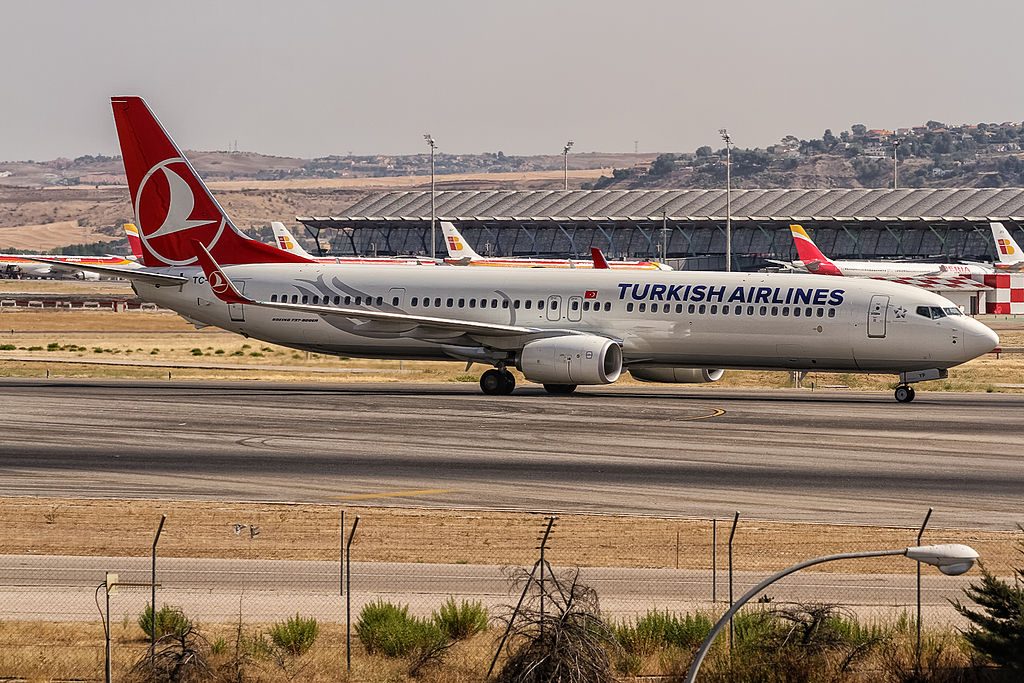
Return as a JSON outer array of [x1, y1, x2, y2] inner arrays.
[[590, 247, 610, 269], [789, 224, 843, 276], [111, 96, 311, 267]]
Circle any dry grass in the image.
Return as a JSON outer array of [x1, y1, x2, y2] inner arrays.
[[0, 220, 121, 250], [2, 497, 1020, 575]]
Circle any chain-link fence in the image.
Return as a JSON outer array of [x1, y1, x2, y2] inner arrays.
[[0, 498, 1017, 679]]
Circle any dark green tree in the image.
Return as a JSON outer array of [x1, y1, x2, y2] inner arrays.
[[851, 124, 867, 136], [695, 145, 713, 158], [953, 529, 1024, 673], [649, 153, 676, 176]]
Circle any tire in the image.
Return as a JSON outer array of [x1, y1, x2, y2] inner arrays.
[[499, 370, 516, 395], [543, 383, 577, 395], [480, 369, 505, 395], [894, 385, 914, 403]]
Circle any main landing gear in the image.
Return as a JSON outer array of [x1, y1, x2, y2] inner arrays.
[[894, 385, 916, 403], [480, 368, 516, 395]]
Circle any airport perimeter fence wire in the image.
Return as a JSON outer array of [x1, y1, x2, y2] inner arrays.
[[0, 498, 1017, 678]]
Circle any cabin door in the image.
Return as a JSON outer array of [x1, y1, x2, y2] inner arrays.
[[867, 295, 888, 338]]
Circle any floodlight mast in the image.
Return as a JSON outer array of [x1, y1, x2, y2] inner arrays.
[[683, 544, 979, 683], [563, 140, 574, 191], [893, 138, 901, 190], [719, 129, 732, 272], [424, 134, 437, 259]]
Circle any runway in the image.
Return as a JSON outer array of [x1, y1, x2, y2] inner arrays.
[[0, 379, 1021, 529]]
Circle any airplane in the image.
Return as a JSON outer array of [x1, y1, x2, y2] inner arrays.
[[990, 222, 1024, 271], [439, 221, 671, 270], [776, 224, 1016, 277], [45, 96, 999, 404], [270, 221, 438, 266], [0, 251, 139, 280]]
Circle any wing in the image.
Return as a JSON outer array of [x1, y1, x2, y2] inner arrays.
[[23, 258, 188, 286], [192, 242, 588, 348]]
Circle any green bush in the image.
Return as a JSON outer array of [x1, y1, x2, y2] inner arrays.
[[0, 344, 14, 350], [616, 610, 713, 655], [356, 600, 447, 658], [190, 348, 203, 356], [432, 598, 489, 641], [269, 613, 319, 656], [138, 604, 192, 639]]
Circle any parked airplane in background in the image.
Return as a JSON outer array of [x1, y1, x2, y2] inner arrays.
[[990, 222, 1024, 271], [440, 221, 671, 270], [778, 224, 1022, 277], [270, 222, 436, 266], [42, 95, 1000, 403], [0, 251, 139, 280]]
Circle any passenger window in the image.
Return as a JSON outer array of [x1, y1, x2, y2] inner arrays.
[[805, 307, 812, 317], [538, 300, 545, 310], [771, 306, 778, 316], [747, 306, 754, 315], [582, 301, 590, 311], [688, 304, 696, 314], [698, 304, 707, 314], [344, 296, 351, 305], [525, 300, 532, 310], [302, 295, 309, 304], [828, 308, 836, 318], [639, 303, 647, 312], [816, 308, 824, 318], [551, 300, 558, 310], [651, 303, 659, 313], [502, 300, 509, 309], [723, 305, 730, 314], [571, 300, 579, 311], [469, 299, 476, 308], [411, 297, 418, 306], [710, 305, 718, 314], [514, 300, 520, 309], [446, 298, 454, 307], [334, 296, 340, 305], [604, 302, 611, 312], [315, 295, 322, 304], [491, 299, 498, 308], [782, 307, 789, 316], [434, 298, 441, 307], [392, 297, 400, 306], [376, 297, 383, 305], [270, 294, 278, 302], [627, 302, 635, 312], [665, 305, 671, 314], [760, 306, 767, 316], [794, 308, 801, 317], [676, 304, 684, 313], [458, 298, 465, 308], [735, 306, 742, 316], [355, 296, 362, 305]]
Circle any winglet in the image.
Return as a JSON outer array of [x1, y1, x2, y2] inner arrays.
[[590, 247, 610, 269], [193, 241, 248, 304]]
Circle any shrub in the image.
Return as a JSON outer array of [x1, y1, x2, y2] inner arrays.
[[269, 613, 319, 656], [190, 348, 203, 356], [356, 600, 447, 658], [433, 598, 489, 641], [616, 610, 713, 655], [138, 604, 192, 640], [46, 342, 60, 351], [0, 344, 14, 350]]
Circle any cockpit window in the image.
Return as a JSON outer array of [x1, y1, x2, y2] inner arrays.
[[930, 307, 947, 318], [916, 306, 933, 319], [943, 307, 963, 316]]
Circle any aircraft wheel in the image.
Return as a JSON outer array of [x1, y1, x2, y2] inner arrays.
[[543, 383, 577, 395], [894, 385, 915, 403], [480, 369, 506, 395], [499, 370, 516, 395]]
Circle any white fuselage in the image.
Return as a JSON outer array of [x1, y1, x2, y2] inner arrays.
[[805, 259, 994, 277], [135, 266, 998, 374]]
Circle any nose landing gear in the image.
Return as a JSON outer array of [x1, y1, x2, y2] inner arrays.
[[894, 385, 916, 403], [480, 368, 516, 395]]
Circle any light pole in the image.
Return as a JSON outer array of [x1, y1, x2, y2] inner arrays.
[[893, 138, 901, 190], [683, 544, 979, 683], [719, 129, 732, 272], [562, 140, 574, 191], [424, 133, 437, 259]]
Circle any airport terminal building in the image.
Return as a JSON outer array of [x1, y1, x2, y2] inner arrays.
[[298, 188, 1024, 269]]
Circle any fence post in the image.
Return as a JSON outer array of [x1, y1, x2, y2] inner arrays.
[[345, 515, 360, 673], [712, 518, 718, 603], [151, 514, 166, 663], [538, 516, 555, 641], [339, 509, 344, 597], [916, 507, 933, 674], [727, 511, 740, 654]]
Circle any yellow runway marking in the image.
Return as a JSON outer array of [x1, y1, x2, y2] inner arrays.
[[334, 488, 452, 501], [680, 408, 726, 421]]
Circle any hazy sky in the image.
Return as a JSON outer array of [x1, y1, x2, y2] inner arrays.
[[4, 0, 1024, 160]]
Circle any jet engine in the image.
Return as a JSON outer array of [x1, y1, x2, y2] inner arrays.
[[73, 270, 100, 281], [518, 336, 622, 385], [629, 368, 725, 383]]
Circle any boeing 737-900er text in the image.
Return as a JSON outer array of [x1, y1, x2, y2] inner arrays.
[[777, 224, 1024, 277], [40, 96, 999, 403]]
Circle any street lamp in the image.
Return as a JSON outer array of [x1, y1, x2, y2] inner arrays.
[[424, 133, 437, 259], [893, 138, 901, 190], [562, 140, 574, 191], [719, 129, 732, 272], [683, 544, 979, 683]]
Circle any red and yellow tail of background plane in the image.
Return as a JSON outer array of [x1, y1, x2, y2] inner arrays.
[[789, 224, 843, 276], [111, 96, 311, 268]]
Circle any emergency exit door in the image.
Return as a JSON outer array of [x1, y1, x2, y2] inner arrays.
[[867, 294, 888, 338], [228, 281, 245, 322]]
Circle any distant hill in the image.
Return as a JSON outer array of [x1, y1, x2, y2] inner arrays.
[[585, 121, 1024, 190]]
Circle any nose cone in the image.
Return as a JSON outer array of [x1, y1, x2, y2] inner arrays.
[[962, 320, 999, 360]]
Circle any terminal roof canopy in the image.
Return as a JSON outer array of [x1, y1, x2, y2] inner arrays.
[[298, 188, 1024, 223]]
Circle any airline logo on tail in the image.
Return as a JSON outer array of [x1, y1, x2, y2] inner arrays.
[[447, 235, 463, 251], [990, 222, 1024, 268], [277, 234, 295, 250], [789, 224, 843, 276], [998, 239, 1016, 256]]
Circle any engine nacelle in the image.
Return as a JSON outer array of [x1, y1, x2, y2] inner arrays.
[[518, 336, 622, 385], [629, 368, 725, 383], [74, 270, 100, 281]]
